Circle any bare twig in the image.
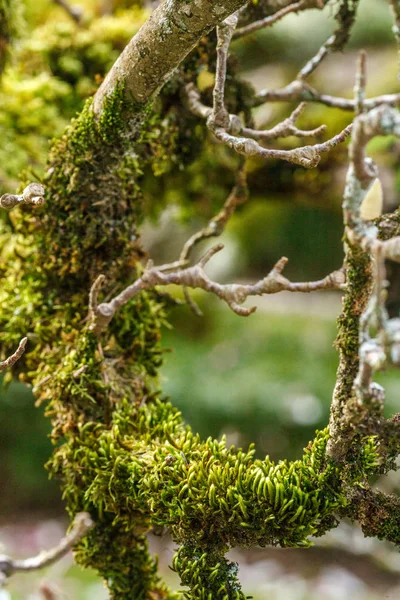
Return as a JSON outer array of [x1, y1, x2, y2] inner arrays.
[[233, 0, 318, 39], [0, 337, 27, 372], [212, 13, 239, 128], [254, 81, 400, 111], [90, 247, 345, 335], [185, 10, 351, 169], [242, 102, 326, 140], [297, 0, 359, 80], [354, 50, 367, 116], [0, 513, 94, 587], [180, 163, 248, 265], [0, 183, 45, 211], [179, 161, 248, 316], [211, 122, 352, 168], [186, 83, 351, 168]]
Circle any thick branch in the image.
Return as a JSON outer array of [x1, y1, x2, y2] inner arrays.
[[94, 0, 248, 112]]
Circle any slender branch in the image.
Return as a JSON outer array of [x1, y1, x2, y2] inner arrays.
[[0, 337, 27, 372], [212, 13, 239, 128], [242, 102, 326, 141], [254, 81, 400, 111], [180, 161, 248, 315], [354, 50, 367, 116], [0, 513, 94, 587], [180, 162, 248, 265], [233, 0, 317, 40], [90, 247, 345, 335], [211, 122, 352, 168], [186, 84, 351, 169], [0, 183, 45, 211], [297, 0, 359, 80], [185, 10, 352, 169]]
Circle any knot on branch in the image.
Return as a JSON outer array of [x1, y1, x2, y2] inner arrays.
[[0, 183, 45, 211]]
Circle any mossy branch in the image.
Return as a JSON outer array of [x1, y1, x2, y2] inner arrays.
[[4, 1, 400, 599]]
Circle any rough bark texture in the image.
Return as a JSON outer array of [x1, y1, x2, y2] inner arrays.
[[93, 0, 299, 112]]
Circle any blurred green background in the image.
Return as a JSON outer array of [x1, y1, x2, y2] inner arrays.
[[2, 0, 400, 598]]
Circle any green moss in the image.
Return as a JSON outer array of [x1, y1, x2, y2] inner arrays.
[[328, 238, 373, 461]]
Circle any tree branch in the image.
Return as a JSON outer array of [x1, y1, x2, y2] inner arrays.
[[186, 78, 351, 169], [90, 246, 345, 335], [0, 183, 45, 211], [233, 0, 321, 39], [0, 513, 94, 587], [93, 0, 247, 112], [0, 337, 27, 372], [254, 81, 400, 112]]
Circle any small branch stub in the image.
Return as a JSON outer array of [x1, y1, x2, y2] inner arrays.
[[0, 183, 45, 211]]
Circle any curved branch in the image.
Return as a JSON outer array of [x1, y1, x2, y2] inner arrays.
[[94, 0, 248, 112], [0, 513, 93, 586], [0, 337, 27, 372]]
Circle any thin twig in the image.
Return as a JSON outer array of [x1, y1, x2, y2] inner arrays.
[[0, 337, 27, 372], [212, 122, 352, 168], [0, 183, 45, 211], [180, 162, 248, 265], [242, 102, 326, 140], [254, 82, 400, 111], [212, 13, 239, 128], [354, 50, 367, 116], [90, 247, 345, 335], [0, 513, 94, 587], [297, 0, 359, 80], [180, 162, 248, 316], [233, 0, 313, 39], [186, 83, 351, 168]]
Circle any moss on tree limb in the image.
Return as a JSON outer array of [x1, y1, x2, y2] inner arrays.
[[3, 0, 400, 598]]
